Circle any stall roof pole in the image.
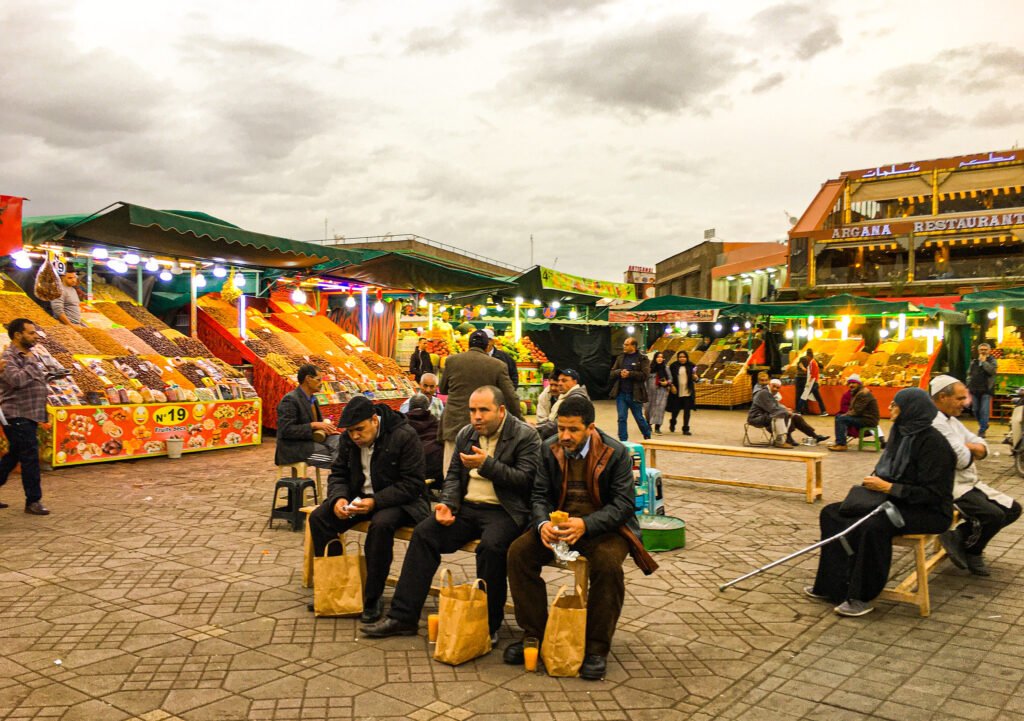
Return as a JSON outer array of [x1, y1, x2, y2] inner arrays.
[[86, 256, 93, 303], [428, 302, 434, 331], [190, 266, 198, 339], [360, 287, 368, 342], [136, 264, 143, 305]]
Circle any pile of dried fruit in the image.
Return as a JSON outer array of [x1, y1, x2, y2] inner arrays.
[[244, 338, 271, 357], [93, 302, 143, 328], [107, 328, 158, 355], [175, 337, 214, 358], [38, 333, 70, 355], [112, 356, 166, 389], [176, 362, 209, 387], [131, 327, 181, 357], [116, 301, 170, 330], [41, 326, 100, 354], [76, 328, 132, 356], [0, 294, 59, 327]]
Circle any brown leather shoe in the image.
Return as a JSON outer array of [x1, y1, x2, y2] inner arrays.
[[0, 501, 9, 509], [25, 502, 50, 515], [828, 445, 848, 452]]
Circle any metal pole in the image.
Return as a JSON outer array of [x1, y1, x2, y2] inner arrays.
[[86, 256, 93, 302], [190, 266, 198, 339], [718, 502, 901, 592], [136, 263, 143, 305]]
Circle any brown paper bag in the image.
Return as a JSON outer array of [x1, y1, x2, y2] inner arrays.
[[313, 539, 366, 617], [433, 569, 492, 665], [541, 584, 588, 677]]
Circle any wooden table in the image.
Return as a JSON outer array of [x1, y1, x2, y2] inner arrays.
[[641, 440, 825, 503]]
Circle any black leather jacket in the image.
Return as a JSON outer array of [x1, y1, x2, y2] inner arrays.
[[440, 414, 542, 528], [325, 404, 430, 523]]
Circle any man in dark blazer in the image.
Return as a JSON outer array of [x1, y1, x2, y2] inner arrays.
[[409, 337, 434, 381], [307, 395, 430, 623], [484, 328, 519, 388], [275, 364, 340, 468], [362, 385, 542, 642], [438, 330, 521, 474]]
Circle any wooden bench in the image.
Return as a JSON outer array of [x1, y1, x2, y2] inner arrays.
[[879, 512, 958, 617], [642, 440, 825, 503], [299, 506, 587, 609]]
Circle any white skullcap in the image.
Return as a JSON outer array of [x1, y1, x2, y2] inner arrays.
[[769, 378, 782, 387], [929, 375, 960, 396]]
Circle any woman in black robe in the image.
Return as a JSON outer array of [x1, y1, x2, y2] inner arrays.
[[667, 350, 698, 435], [807, 387, 955, 616]]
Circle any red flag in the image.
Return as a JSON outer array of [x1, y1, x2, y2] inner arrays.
[[0, 196, 25, 256]]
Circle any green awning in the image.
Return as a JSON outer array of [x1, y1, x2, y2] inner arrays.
[[322, 250, 514, 294], [504, 266, 636, 304], [628, 295, 734, 312], [748, 293, 920, 318], [23, 203, 372, 270], [955, 286, 1024, 311]]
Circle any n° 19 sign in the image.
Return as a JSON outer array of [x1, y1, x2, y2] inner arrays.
[[153, 406, 188, 425]]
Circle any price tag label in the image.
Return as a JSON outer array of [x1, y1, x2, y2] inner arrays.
[[153, 406, 188, 424]]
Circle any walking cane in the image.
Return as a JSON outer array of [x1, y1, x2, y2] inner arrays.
[[718, 501, 906, 592]]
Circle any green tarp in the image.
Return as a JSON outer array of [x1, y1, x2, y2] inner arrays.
[[320, 251, 513, 294], [746, 294, 919, 318], [955, 286, 1024, 311], [628, 295, 734, 312]]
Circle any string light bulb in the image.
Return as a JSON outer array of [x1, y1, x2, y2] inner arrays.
[[108, 258, 128, 274], [193, 273, 206, 288], [213, 266, 227, 278], [345, 293, 357, 309], [124, 253, 140, 265], [233, 272, 246, 288], [159, 269, 172, 282], [92, 247, 108, 260], [144, 258, 159, 272], [12, 251, 32, 269], [373, 300, 385, 314], [291, 288, 307, 304]]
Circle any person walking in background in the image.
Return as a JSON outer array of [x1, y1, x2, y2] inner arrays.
[[0, 319, 50, 515], [797, 348, 828, 416], [409, 337, 434, 380], [608, 337, 651, 441], [967, 343, 997, 438], [644, 351, 672, 435], [667, 350, 697, 435]]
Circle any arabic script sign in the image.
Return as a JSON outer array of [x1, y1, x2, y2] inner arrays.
[[849, 150, 1018, 180], [608, 309, 719, 323]]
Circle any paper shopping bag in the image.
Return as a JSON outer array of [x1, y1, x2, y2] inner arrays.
[[313, 539, 366, 617], [433, 568, 492, 665], [541, 584, 588, 677]]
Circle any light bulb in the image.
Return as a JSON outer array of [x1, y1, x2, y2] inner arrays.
[[438, 304, 447, 312], [145, 258, 159, 272], [808, 315, 815, 324], [569, 310, 578, 320], [514, 296, 524, 304], [418, 297, 427, 308], [194, 273, 206, 288], [213, 266, 227, 278], [714, 323, 723, 332], [732, 325, 740, 332], [92, 247, 108, 260], [291, 288, 307, 304], [532, 298, 541, 306], [495, 304, 503, 312], [527, 308, 536, 317], [124, 253, 140, 265], [233, 272, 246, 288], [12, 251, 32, 269], [108, 258, 128, 274], [879, 329, 890, 338], [626, 325, 635, 334], [888, 320, 898, 329], [551, 300, 560, 309], [171, 260, 183, 275], [665, 325, 672, 333], [784, 329, 794, 339], [689, 324, 698, 332], [159, 270, 172, 282], [345, 295, 357, 309], [744, 321, 752, 329], [988, 311, 998, 320], [480, 307, 488, 316], [373, 300, 384, 314]]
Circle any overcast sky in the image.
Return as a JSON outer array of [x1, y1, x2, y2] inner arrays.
[[3, 1, 1022, 281]]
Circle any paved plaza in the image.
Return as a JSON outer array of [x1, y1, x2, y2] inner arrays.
[[1, 401, 1023, 721]]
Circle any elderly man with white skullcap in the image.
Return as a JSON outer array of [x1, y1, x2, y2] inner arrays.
[[929, 374, 1021, 576]]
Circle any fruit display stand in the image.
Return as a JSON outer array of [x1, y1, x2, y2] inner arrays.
[[197, 293, 415, 429], [692, 333, 760, 407], [777, 335, 937, 418], [0, 273, 262, 467]]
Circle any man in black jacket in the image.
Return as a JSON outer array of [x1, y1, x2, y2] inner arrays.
[[275, 364, 340, 468], [484, 328, 519, 388], [307, 395, 430, 623], [504, 395, 657, 680], [362, 385, 542, 641], [409, 338, 434, 381]]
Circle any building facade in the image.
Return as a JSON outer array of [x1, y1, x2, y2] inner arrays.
[[787, 149, 1024, 298], [655, 241, 787, 302]]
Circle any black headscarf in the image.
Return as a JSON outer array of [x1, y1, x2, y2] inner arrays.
[[873, 387, 937, 482], [651, 353, 670, 381]]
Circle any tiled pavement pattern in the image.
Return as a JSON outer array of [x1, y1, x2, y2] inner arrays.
[[1, 401, 1022, 720]]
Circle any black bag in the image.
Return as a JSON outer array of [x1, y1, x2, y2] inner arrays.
[[838, 485, 888, 517]]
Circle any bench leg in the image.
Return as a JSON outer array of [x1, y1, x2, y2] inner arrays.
[[914, 539, 930, 617], [805, 462, 815, 504], [815, 461, 823, 502]]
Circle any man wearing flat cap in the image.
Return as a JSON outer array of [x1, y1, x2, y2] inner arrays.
[[306, 394, 430, 622], [438, 329, 521, 474], [535, 368, 590, 439], [930, 375, 1021, 576]]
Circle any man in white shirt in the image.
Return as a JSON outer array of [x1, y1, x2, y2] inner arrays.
[[930, 375, 1021, 576], [400, 372, 444, 419]]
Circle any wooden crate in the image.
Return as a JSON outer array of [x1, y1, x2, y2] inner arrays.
[[695, 372, 752, 408]]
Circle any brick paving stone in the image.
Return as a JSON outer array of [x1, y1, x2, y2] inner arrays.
[[1, 402, 1023, 719]]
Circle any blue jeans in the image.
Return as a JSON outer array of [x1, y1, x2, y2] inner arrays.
[[0, 418, 42, 505], [616, 393, 652, 441], [971, 393, 992, 435], [834, 414, 870, 444]]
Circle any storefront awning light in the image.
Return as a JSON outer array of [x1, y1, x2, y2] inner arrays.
[[144, 257, 159, 272], [159, 269, 172, 282]]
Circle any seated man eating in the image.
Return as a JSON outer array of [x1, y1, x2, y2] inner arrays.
[[306, 395, 430, 622], [504, 395, 658, 680]]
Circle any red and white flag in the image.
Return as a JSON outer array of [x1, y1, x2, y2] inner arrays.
[[0, 195, 25, 256]]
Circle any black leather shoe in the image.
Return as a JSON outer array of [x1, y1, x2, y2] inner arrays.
[[360, 598, 383, 624], [939, 530, 968, 570], [307, 602, 315, 612], [503, 642, 524, 665], [25, 502, 50, 515], [361, 616, 418, 638], [0, 501, 8, 509], [579, 654, 606, 680], [966, 554, 991, 577]]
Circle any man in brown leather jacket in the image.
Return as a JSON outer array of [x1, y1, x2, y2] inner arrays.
[[504, 395, 657, 680]]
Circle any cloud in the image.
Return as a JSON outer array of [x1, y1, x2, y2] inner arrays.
[[882, 45, 1024, 99], [405, 27, 467, 55], [973, 101, 1024, 128], [750, 3, 841, 60], [515, 15, 747, 116], [852, 106, 959, 140], [488, 0, 616, 23], [752, 73, 785, 94]]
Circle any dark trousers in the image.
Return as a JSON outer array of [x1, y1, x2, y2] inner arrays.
[[308, 502, 416, 605], [388, 502, 521, 634], [954, 489, 1022, 555], [834, 414, 870, 443], [0, 418, 42, 505], [796, 378, 826, 414], [786, 413, 818, 442], [669, 396, 695, 432], [507, 529, 629, 656]]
